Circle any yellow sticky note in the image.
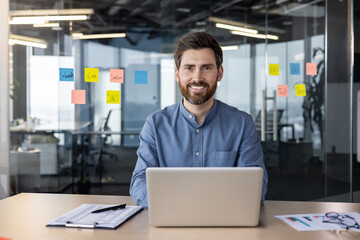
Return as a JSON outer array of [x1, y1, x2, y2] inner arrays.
[[277, 85, 288, 97], [306, 63, 317, 76], [295, 84, 306, 96], [110, 69, 124, 83], [71, 90, 86, 104], [85, 68, 99, 82], [269, 64, 279, 76], [106, 90, 120, 104]]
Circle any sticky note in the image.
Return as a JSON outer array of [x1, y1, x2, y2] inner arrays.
[[289, 63, 300, 75], [295, 84, 306, 96], [59, 68, 74, 81], [277, 85, 289, 97], [306, 63, 317, 76], [84, 68, 99, 82], [107, 90, 120, 104], [71, 90, 86, 104], [269, 64, 279, 76], [135, 71, 148, 84], [110, 69, 124, 83]]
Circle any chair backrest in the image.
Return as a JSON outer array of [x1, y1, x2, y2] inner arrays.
[[102, 110, 113, 131], [95, 117, 107, 131]]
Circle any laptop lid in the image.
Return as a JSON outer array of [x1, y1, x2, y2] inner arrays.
[[146, 167, 263, 227]]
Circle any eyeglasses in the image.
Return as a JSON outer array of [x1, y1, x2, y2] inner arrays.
[[322, 212, 360, 230]]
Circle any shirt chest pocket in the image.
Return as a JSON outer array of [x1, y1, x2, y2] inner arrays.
[[206, 151, 238, 167]]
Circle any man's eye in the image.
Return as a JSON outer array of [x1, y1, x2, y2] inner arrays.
[[185, 66, 192, 70], [204, 66, 211, 70]]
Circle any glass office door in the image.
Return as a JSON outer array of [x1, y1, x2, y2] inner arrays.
[[256, 0, 355, 202], [260, 0, 326, 201]]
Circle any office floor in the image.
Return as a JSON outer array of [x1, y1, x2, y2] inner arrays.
[[25, 146, 360, 203]]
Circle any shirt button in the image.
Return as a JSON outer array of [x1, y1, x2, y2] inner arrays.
[[189, 115, 193, 119], [196, 129, 200, 133], [195, 152, 200, 156]]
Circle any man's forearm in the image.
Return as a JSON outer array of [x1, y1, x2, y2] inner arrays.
[[130, 173, 149, 207]]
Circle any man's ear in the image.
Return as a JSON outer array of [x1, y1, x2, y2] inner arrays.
[[175, 67, 179, 83], [217, 65, 224, 82]]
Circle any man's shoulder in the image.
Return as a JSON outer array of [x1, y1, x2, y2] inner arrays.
[[147, 102, 180, 122], [216, 100, 251, 119], [214, 100, 255, 131]]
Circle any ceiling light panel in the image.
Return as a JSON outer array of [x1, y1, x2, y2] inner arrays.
[[216, 23, 258, 34], [10, 9, 94, 16], [10, 15, 88, 25], [72, 33, 126, 39], [231, 31, 279, 40]]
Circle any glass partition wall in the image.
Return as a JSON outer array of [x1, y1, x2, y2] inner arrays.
[[8, 0, 357, 202]]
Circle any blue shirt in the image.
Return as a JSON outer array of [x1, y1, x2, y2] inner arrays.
[[130, 99, 268, 207]]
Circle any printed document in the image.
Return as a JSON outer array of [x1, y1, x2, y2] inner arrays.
[[275, 212, 360, 232], [47, 204, 143, 229]]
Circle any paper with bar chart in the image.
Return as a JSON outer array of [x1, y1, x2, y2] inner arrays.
[[275, 212, 360, 232]]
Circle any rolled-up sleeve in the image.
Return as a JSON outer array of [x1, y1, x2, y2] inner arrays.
[[130, 117, 159, 207]]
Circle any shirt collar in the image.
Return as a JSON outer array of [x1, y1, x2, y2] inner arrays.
[[179, 98, 218, 127]]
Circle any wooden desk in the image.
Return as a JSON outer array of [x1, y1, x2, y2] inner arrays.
[[0, 193, 359, 240]]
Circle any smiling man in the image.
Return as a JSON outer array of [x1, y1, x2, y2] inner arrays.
[[130, 32, 268, 207]]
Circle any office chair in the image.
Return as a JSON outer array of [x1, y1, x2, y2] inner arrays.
[[83, 109, 119, 184], [96, 109, 119, 183]]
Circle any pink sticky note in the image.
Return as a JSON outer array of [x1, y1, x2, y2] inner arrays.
[[277, 85, 289, 97], [110, 69, 124, 83], [306, 63, 317, 76], [71, 90, 86, 104]]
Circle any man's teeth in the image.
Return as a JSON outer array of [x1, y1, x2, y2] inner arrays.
[[191, 86, 204, 89]]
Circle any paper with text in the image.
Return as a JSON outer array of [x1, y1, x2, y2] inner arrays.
[[277, 85, 289, 97], [110, 69, 124, 83], [47, 204, 143, 229], [289, 63, 300, 75], [85, 68, 99, 82], [295, 84, 306, 96], [269, 64, 280, 76], [275, 212, 360, 232], [59, 68, 74, 81], [107, 90, 120, 104]]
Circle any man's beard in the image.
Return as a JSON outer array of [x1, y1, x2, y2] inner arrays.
[[178, 80, 217, 105]]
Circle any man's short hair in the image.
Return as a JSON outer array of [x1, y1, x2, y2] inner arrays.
[[174, 32, 223, 69]]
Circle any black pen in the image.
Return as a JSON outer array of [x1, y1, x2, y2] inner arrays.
[[91, 204, 126, 213]]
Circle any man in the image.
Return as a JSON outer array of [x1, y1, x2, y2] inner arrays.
[[130, 32, 268, 207]]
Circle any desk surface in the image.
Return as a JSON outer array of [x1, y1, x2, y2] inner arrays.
[[0, 193, 359, 240], [10, 121, 91, 132]]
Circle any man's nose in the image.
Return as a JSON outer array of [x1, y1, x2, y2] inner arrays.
[[192, 69, 203, 82]]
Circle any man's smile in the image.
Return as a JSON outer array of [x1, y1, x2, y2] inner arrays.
[[189, 85, 206, 93], [190, 86, 205, 89]]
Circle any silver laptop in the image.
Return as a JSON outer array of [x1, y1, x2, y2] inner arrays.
[[146, 167, 263, 227]]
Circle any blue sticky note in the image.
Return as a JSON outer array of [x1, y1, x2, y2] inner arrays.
[[134, 71, 148, 84], [290, 63, 300, 75], [59, 68, 74, 81]]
